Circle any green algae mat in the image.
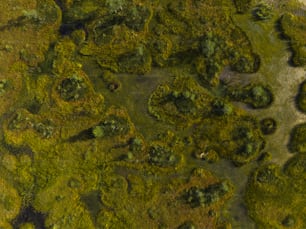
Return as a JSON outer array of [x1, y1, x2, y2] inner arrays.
[[0, 0, 305, 228]]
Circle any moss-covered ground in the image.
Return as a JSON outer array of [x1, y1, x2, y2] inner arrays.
[[0, 0, 305, 228]]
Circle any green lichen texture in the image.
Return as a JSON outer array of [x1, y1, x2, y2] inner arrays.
[[0, 0, 305, 228]]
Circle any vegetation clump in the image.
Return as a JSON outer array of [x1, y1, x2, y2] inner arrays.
[[0, 178, 21, 227], [288, 122, 306, 154], [19, 222, 36, 229], [248, 85, 273, 108], [57, 75, 87, 101], [227, 84, 273, 109], [245, 162, 306, 228], [0, 0, 304, 228], [172, 90, 197, 115], [282, 215, 296, 227], [185, 181, 231, 208], [129, 136, 145, 153], [255, 165, 281, 184], [105, 0, 129, 14], [257, 151, 272, 163], [230, 53, 260, 73], [253, 3, 273, 20], [260, 118, 277, 135], [125, 5, 151, 32], [200, 32, 219, 59], [33, 122, 54, 139], [195, 28, 259, 85], [211, 99, 233, 116], [233, 0, 253, 13], [148, 143, 178, 167], [296, 80, 306, 113], [0, 79, 8, 95], [148, 76, 213, 126], [92, 115, 130, 138], [8, 112, 33, 131], [118, 45, 152, 74], [284, 153, 306, 179], [279, 13, 306, 66], [194, 116, 264, 165], [232, 124, 265, 162], [66, 0, 260, 79]]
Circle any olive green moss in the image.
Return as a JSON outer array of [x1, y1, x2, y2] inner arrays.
[[59, 0, 260, 81], [288, 122, 306, 154], [284, 153, 306, 179], [148, 75, 265, 165], [252, 3, 273, 21], [193, 115, 264, 165], [19, 222, 35, 229], [1, 67, 232, 228], [0, 93, 234, 228], [0, 79, 9, 95], [233, 0, 253, 13], [0, 178, 21, 227], [33, 176, 95, 229], [0, 0, 304, 228], [148, 76, 214, 126], [245, 161, 306, 228], [279, 13, 306, 66], [57, 75, 88, 101], [148, 142, 179, 167]]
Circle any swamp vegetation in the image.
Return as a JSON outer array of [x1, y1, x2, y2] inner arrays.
[[0, 0, 305, 228]]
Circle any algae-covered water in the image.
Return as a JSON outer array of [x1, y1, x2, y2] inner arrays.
[[0, 0, 305, 228]]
